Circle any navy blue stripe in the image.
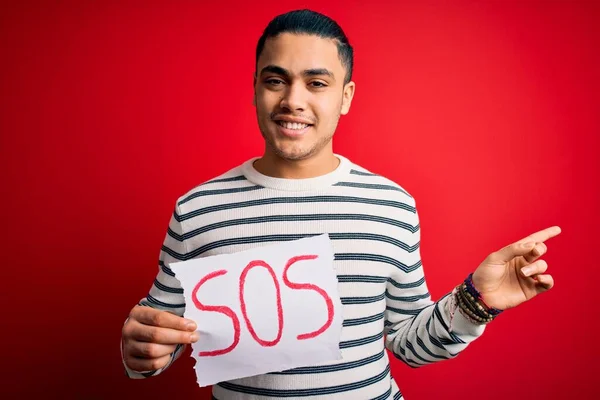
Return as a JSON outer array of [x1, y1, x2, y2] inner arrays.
[[394, 389, 403, 399], [338, 275, 387, 284], [270, 349, 385, 375], [162, 234, 310, 260], [217, 364, 390, 397], [170, 215, 419, 242], [336, 254, 422, 273], [416, 335, 450, 361], [163, 233, 420, 263], [144, 294, 184, 309], [386, 304, 431, 316], [153, 279, 183, 294], [389, 340, 425, 367], [341, 293, 385, 305], [344, 311, 385, 327], [405, 341, 432, 364], [441, 337, 459, 346], [340, 331, 383, 349], [330, 233, 418, 252], [425, 318, 457, 356], [178, 185, 262, 206], [177, 195, 415, 222], [334, 182, 410, 196], [372, 386, 392, 400], [385, 291, 430, 302], [388, 276, 425, 289], [159, 261, 175, 277], [350, 169, 378, 176], [205, 175, 247, 184]]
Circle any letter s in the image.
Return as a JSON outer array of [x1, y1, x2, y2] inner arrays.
[[191, 270, 241, 356], [283, 255, 334, 340]]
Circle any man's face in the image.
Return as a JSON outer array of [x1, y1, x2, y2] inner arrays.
[[254, 33, 355, 161]]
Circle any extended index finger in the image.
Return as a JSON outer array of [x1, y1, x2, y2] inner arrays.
[[130, 305, 196, 331], [518, 226, 562, 245]]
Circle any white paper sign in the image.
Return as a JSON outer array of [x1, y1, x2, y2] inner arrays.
[[169, 234, 343, 387]]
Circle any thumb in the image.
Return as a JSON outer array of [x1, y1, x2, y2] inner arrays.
[[489, 241, 536, 263]]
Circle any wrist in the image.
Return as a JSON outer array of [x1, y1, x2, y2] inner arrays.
[[457, 273, 504, 324], [471, 272, 505, 311]]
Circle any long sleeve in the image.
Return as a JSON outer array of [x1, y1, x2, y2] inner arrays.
[[122, 204, 189, 379], [383, 205, 486, 367]]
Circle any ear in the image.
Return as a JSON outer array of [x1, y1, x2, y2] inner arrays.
[[340, 81, 356, 115]]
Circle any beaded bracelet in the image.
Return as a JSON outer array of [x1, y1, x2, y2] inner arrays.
[[456, 292, 492, 324], [450, 284, 488, 328], [453, 273, 505, 326], [461, 286, 494, 319], [456, 285, 494, 323]]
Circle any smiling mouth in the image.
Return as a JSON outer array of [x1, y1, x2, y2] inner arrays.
[[275, 121, 313, 130]]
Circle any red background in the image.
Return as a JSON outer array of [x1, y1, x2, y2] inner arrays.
[[2, 0, 598, 398]]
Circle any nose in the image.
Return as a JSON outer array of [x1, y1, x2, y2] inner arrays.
[[279, 82, 306, 112]]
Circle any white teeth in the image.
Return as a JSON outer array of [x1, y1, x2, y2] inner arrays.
[[278, 121, 309, 130]]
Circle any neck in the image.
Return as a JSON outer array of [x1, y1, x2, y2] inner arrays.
[[254, 148, 340, 179]]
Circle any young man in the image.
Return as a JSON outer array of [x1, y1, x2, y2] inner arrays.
[[121, 9, 560, 399]]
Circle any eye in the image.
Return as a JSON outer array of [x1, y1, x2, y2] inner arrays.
[[309, 81, 327, 88], [265, 78, 285, 86]]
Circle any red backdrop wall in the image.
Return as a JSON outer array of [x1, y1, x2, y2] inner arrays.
[[2, 0, 598, 398]]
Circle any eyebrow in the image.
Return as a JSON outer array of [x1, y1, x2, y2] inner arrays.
[[259, 65, 335, 81]]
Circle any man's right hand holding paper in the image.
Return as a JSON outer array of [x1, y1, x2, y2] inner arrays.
[[121, 305, 199, 372]]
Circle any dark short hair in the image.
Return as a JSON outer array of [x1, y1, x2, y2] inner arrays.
[[255, 9, 354, 84]]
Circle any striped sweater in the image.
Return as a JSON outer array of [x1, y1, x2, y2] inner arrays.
[[123, 154, 485, 399]]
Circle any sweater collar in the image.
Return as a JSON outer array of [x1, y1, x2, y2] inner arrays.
[[241, 154, 352, 191]]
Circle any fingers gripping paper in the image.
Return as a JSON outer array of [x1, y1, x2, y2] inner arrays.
[[169, 234, 343, 387]]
